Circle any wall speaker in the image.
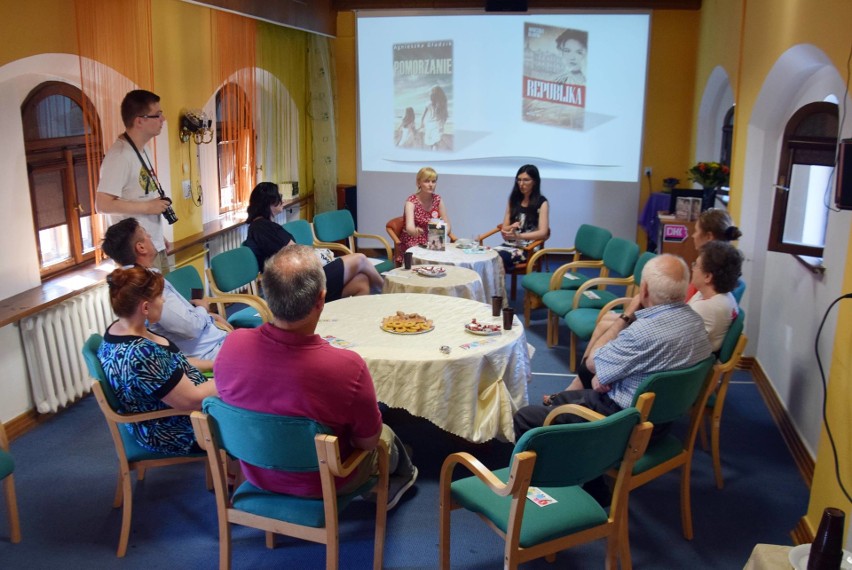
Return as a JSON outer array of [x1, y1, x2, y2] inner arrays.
[[485, 0, 527, 12], [836, 139, 852, 210]]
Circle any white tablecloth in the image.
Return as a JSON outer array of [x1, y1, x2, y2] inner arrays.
[[316, 293, 532, 443], [382, 265, 486, 303], [409, 245, 506, 304]]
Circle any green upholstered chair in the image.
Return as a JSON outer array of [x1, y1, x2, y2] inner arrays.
[[282, 219, 316, 246], [542, 237, 640, 347], [439, 395, 654, 570], [191, 397, 389, 570], [563, 252, 657, 371], [313, 209, 395, 274], [610, 356, 716, 565], [520, 224, 613, 326], [82, 334, 208, 557], [164, 264, 205, 301], [206, 246, 272, 329], [701, 310, 748, 489], [0, 419, 21, 544]]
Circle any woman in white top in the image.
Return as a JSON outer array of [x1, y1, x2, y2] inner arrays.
[[688, 240, 743, 351]]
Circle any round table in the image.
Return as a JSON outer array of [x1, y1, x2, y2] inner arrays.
[[316, 293, 532, 443], [382, 265, 486, 303], [409, 245, 507, 304]]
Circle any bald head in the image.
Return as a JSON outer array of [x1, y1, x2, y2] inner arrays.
[[262, 245, 327, 323], [641, 254, 690, 306]]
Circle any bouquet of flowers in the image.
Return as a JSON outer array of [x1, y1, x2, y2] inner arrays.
[[687, 161, 729, 188]]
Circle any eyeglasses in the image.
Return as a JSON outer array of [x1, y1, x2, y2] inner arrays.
[[138, 112, 165, 120]]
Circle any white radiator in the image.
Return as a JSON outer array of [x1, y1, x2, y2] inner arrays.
[[20, 284, 114, 413], [207, 224, 247, 259]]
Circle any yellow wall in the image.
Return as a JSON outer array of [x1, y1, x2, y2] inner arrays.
[[639, 10, 701, 241], [0, 0, 78, 66], [334, 11, 358, 187], [710, 0, 852, 538]]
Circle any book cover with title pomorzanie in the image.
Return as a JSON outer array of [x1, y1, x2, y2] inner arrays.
[[522, 22, 587, 130], [393, 40, 453, 151]]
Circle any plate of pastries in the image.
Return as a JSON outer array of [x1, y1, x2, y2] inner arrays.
[[381, 311, 435, 334], [464, 318, 502, 336], [413, 265, 447, 277]]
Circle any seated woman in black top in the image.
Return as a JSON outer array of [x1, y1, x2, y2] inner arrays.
[[243, 182, 383, 301], [496, 164, 551, 271]]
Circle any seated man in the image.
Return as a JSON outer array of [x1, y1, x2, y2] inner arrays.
[[515, 254, 713, 438], [101, 218, 228, 366], [214, 245, 417, 508]]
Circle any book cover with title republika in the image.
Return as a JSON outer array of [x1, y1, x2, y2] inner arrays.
[[522, 23, 587, 130], [393, 40, 453, 151]]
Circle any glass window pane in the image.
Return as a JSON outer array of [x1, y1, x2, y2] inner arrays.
[[39, 225, 71, 267], [783, 164, 831, 248], [32, 169, 67, 230], [80, 215, 94, 252], [33, 94, 87, 139]]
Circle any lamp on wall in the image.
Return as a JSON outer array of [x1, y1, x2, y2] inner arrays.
[[179, 109, 213, 144]]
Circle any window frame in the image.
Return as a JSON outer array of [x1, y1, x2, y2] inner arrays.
[[767, 101, 838, 259], [21, 81, 102, 278]]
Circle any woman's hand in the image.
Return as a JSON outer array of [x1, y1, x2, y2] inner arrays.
[[501, 223, 519, 241]]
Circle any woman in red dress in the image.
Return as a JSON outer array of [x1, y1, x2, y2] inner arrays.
[[396, 167, 451, 265]]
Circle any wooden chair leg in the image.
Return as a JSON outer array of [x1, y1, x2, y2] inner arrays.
[[680, 463, 694, 540], [510, 275, 518, 301], [619, 509, 633, 570], [4, 475, 21, 543], [265, 531, 275, 549], [439, 497, 452, 570], [569, 332, 577, 372], [112, 471, 124, 508], [117, 469, 133, 557], [523, 294, 531, 327], [711, 413, 724, 489]]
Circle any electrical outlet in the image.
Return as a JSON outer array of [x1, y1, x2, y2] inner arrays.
[[182, 179, 191, 199], [644, 166, 652, 177]]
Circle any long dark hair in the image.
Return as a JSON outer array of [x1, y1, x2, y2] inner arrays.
[[508, 164, 543, 218], [246, 182, 282, 222]]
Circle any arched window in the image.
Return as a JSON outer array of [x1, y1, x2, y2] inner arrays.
[[720, 105, 734, 167], [22, 82, 102, 277], [216, 83, 255, 213], [768, 101, 838, 258]]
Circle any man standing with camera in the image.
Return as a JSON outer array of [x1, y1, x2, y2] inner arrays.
[[96, 90, 175, 273]]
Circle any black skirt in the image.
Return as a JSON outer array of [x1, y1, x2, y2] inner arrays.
[[323, 258, 345, 301]]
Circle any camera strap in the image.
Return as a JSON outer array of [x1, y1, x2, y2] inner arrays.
[[122, 133, 166, 199]]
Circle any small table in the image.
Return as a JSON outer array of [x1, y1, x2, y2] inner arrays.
[[409, 245, 506, 304], [742, 544, 793, 569], [382, 265, 486, 303], [316, 293, 532, 443]]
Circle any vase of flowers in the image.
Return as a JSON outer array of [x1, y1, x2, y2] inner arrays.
[[687, 161, 730, 189]]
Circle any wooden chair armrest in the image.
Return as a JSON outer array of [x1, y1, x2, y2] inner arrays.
[[526, 246, 579, 269], [544, 403, 605, 425], [93, 381, 192, 423], [595, 297, 633, 324], [521, 238, 545, 254], [314, 241, 354, 255], [439, 451, 535, 498], [208, 293, 273, 323], [476, 226, 502, 243], [316, 434, 389, 478], [353, 231, 393, 259], [571, 276, 635, 310], [633, 393, 656, 422], [549, 260, 606, 289]]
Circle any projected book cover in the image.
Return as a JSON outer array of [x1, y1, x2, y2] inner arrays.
[[393, 40, 453, 151], [522, 23, 587, 129]]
